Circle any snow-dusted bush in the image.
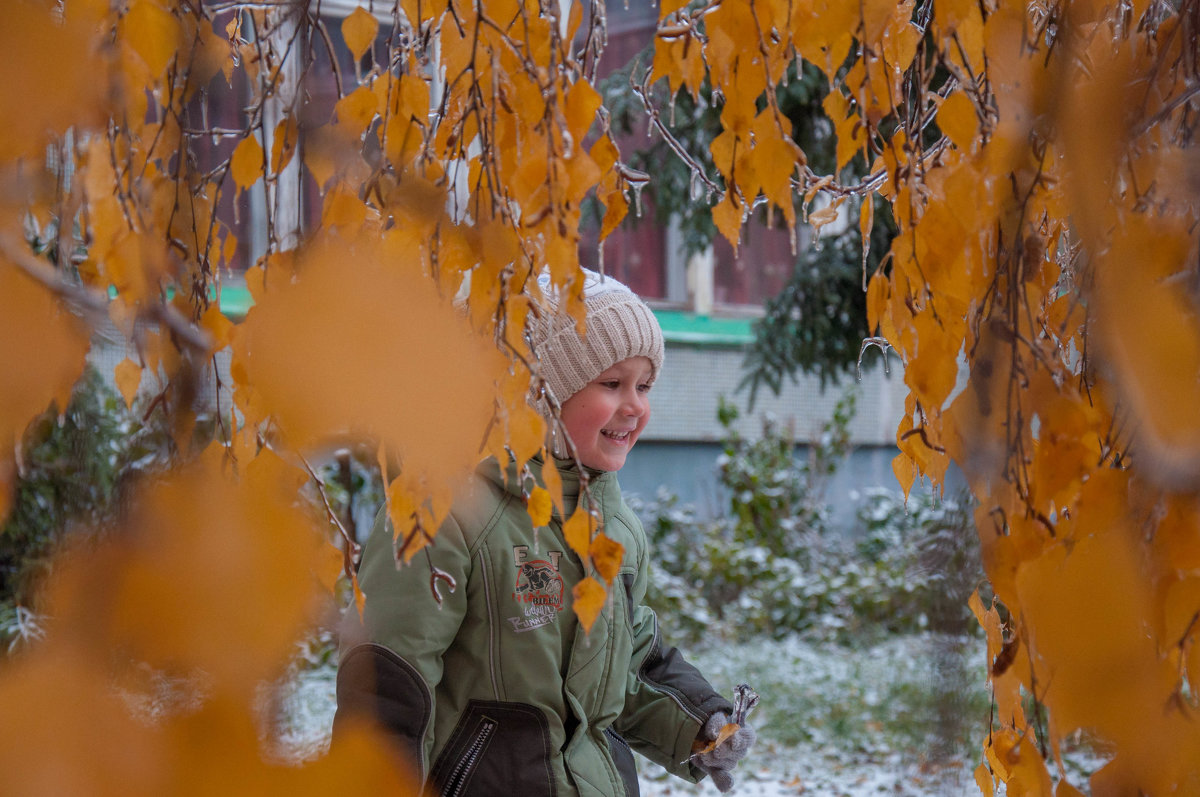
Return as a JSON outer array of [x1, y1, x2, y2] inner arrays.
[[633, 394, 983, 645]]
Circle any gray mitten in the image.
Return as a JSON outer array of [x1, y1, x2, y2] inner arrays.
[[692, 711, 756, 793]]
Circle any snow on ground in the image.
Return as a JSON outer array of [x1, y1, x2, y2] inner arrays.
[[272, 633, 1099, 796]]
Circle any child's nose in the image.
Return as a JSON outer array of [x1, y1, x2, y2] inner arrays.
[[622, 390, 647, 416]]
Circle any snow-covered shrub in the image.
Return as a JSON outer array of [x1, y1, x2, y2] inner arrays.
[[634, 394, 983, 645]]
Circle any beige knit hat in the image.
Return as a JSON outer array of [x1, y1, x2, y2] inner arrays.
[[531, 269, 665, 411]]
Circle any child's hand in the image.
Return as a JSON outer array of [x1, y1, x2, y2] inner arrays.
[[690, 684, 758, 793], [691, 712, 755, 792]]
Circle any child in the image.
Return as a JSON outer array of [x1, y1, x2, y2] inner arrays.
[[335, 271, 754, 796]]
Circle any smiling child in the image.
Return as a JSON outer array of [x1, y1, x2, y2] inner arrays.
[[335, 270, 754, 796]]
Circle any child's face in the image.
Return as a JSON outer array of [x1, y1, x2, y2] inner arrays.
[[559, 356, 654, 472]]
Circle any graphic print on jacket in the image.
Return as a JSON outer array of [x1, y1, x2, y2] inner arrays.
[[509, 544, 565, 632]]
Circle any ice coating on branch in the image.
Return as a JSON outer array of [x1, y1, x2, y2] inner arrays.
[[429, 567, 457, 606]]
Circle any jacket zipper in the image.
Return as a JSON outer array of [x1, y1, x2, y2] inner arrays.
[[443, 718, 497, 797]]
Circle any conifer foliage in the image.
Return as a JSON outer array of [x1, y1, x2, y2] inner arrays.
[[1, 0, 1199, 793]]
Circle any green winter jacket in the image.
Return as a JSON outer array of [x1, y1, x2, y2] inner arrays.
[[334, 457, 732, 797]]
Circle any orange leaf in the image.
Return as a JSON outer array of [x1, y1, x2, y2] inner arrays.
[[0, 0, 104, 160], [866, 272, 889, 336], [123, 0, 182, 78], [341, 6, 379, 63], [572, 576, 606, 633], [859, 195, 875, 254], [230, 135, 264, 191], [334, 86, 380, 139], [114, 357, 142, 410], [589, 532, 624, 584], [562, 507, 592, 565], [974, 764, 995, 797], [712, 195, 743, 252], [230, 235, 507, 506], [892, 451, 915, 499], [527, 486, 552, 528], [808, 202, 841, 234], [564, 79, 602, 147], [200, 304, 233, 352], [541, 455, 564, 513], [270, 116, 298, 174], [691, 723, 740, 757], [938, 91, 979, 153], [0, 260, 90, 518]]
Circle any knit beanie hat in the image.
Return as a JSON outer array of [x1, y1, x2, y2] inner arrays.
[[531, 269, 665, 411]]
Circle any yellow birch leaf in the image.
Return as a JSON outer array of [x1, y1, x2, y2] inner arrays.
[[892, 451, 916, 499], [938, 91, 979, 153], [506, 392, 547, 471], [859, 194, 875, 253], [974, 764, 995, 797], [342, 7, 379, 63], [564, 79, 602, 146], [589, 532, 624, 585], [200, 304, 233, 352], [808, 202, 841, 234], [230, 135, 264, 192], [244, 263, 265, 304], [906, 313, 960, 410], [692, 723, 740, 757], [598, 187, 629, 242], [527, 486, 552, 528], [123, 0, 182, 78], [822, 89, 866, 173], [334, 86, 380, 139], [222, 231, 238, 267], [541, 454, 564, 512], [0, 0, 103, 160], [562, 507, 592, 565], [231, 235, 506, 508], [114, 357, 142, 410], [316, 539, 346, 595], [712, 195, 743, 252], [322, 186, 369, 230], [0, 260, 91, 481], [270, 116, 298, 174], [572, 576, 606, 633]]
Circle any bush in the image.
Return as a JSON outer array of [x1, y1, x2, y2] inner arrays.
[[633, 391, 983, 645], [0, 366, 180, 654]]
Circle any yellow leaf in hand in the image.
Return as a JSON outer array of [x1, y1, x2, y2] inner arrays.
[[691, 723, 740, 758]]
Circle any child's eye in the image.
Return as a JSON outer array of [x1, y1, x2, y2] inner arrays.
[[638, 383, 652, 393], [599, 380, 620, 389]]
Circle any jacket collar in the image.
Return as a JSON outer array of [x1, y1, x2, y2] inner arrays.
[[478, 455, 621, 521]]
